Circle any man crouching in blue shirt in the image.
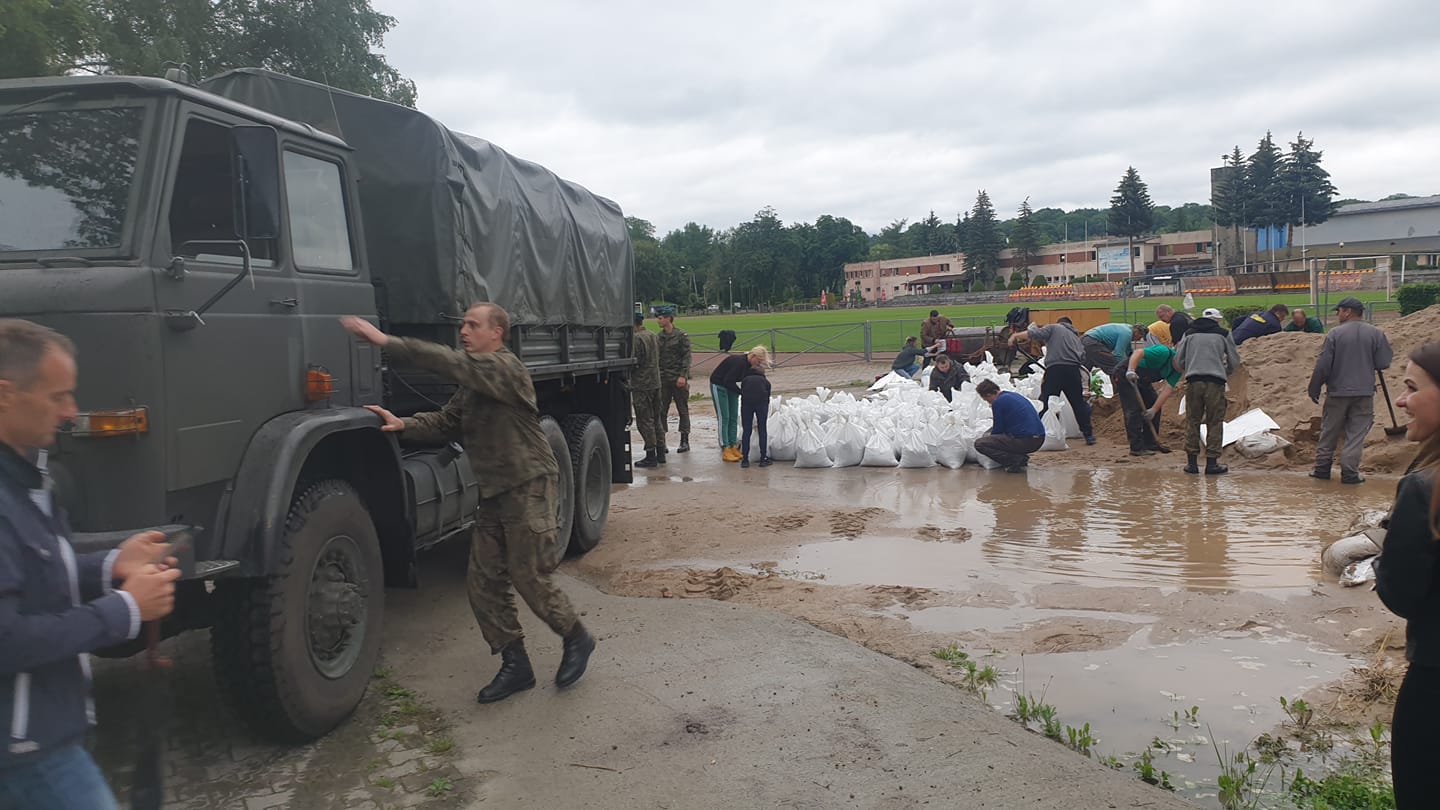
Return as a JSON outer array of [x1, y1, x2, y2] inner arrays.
[[0, 319, 181, 810], [974, 379, 1046, 473]]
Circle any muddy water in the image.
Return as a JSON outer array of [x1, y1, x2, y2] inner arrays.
[[612, 456, 1396, 801], [728, 465, 1389, 592]]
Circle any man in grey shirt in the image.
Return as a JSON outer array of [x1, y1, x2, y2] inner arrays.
[[1013, 316, 1095, 444], [1306, 297, 1393, 484]]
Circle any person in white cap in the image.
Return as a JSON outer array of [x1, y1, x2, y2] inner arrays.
[[1201, 308, 1229, 337]]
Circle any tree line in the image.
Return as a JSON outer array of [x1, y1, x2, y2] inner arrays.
[[1, 0, 416, 105], [1211, 131, 1339, 267]]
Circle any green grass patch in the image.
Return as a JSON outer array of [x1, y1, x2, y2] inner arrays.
[[657, 291, 1395, 354]]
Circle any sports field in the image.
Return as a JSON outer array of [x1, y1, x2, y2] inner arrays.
[[663, 290, 1394, 354]]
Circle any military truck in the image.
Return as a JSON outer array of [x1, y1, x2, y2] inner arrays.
[[0, 69, 635, 740]]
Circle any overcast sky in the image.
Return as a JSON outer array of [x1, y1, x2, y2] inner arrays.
[[373, 0, 1438, 236]]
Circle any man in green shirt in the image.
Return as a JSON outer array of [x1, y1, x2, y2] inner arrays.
[[1119, 344, 1181, 456], [1282, 308, 1325, 334]]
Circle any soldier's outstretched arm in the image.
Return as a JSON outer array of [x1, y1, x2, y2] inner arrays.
[[386, 337, 528, 407]]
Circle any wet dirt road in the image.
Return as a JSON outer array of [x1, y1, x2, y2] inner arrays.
[[573, 416, 1405, 800]]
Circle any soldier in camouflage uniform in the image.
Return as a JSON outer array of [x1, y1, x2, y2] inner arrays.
[[632, 313, 663, 467], [656, 308, 692, 453], [340, 306, 596, 704]]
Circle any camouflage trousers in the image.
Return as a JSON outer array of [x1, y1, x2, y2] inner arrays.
[[1184, 379, 1228, 458], [633, 387, 662, 451], [468, 474, 580, 653], [659, 377, 690, 445]]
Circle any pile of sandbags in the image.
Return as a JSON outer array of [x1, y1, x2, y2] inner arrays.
[[763, 354, 1083, 470]]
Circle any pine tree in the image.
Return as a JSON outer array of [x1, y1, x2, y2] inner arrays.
[[1108, 167, 1155, 277], [1011, 198, 1040, 286], [1211, 146, 1248, 271], [963, 191, 1003, 289], [1281, 131, 1338, 245], [1246, 132, 1290, 269]]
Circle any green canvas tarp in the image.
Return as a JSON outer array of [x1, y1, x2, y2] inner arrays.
[[201, 68, 633, 329]]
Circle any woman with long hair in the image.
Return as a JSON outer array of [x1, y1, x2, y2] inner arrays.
[[1375, 341, 1440, 807]]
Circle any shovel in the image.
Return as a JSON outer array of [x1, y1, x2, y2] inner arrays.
[[1377, 371, 1408, 437]]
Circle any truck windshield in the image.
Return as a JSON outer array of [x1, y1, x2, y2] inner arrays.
[[0, 105, 145, 254]]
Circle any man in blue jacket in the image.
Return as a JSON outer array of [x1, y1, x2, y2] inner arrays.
[[1230, 303, 1289, 346], [974, 379, 1046, 473], [0, 319, 180, 810]]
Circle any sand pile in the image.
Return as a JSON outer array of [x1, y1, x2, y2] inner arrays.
[[1050, 306, 1440, 474], [1226, 305, 1440, 474]]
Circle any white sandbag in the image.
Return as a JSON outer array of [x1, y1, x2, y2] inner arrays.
[[1040, 397, 1068, 452], [932, 423, 970, 469], [898, 430, 934, 468], [829, 419, 867, 468], [1054, 397, 1083, 439], [1322, 532, 1384, 576], [1340, 557, 1377, 588], [793, 425, 832, 468], [1235, 431, 1291, 458], [768, 414, 798, 461], [861, 430, 899, 467]]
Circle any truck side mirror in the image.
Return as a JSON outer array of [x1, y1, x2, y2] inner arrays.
[[231, 126, 281, 241]]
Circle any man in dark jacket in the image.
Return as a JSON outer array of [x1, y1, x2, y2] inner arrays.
[[0, 319, 180, 809], [1306, 297, 1393, 484], [342, 306, 596, 704], [1175, 314, 1242, 474], [1015, 317, 1095, 445], [927, 354, 967, 402], [1230, 304, 1289, 345]]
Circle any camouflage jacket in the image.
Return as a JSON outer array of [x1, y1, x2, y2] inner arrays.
[[632, 329, 660, 390], [387, 337, 558, 499], [657, 328, 692, 380]]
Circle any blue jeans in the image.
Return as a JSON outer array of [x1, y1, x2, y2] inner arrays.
[[894, 362, 920, 379], [0, 744, 119, 810]]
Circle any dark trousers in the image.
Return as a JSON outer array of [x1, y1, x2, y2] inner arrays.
[[1117, 375, 1161, 451], [1038, 364, 1093, 439], [1081, 336, 1117, 372], [1184, 379, 1227, 458], [1392, 663, 1440, 808], [974, 434, 1044, 469], [740, 400, 769, 461]]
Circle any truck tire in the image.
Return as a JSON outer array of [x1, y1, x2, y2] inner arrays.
[[540, 416, 575, 570], [561, 414, 611, 554], [211, 480, 384, 742]]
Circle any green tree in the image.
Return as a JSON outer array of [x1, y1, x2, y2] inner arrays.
[[1010, 198, 1040, 286], [961, 191, 1003, 290], [41, 0, 418, 106], [0, 0, 96, 78], [1109, 167, 1155, 277], [1280, 131, 1338, 244], [1245, 131, 1289, 269], [1211, 146, 1248, 269]]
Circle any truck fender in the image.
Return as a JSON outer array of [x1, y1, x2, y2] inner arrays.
[[218, 408, 412, 581]]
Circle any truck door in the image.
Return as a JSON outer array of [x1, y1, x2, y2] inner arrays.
[[154, 113, 302, 495], [280, 147, 379, 406]]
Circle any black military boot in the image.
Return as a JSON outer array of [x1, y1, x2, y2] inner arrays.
[[677, 433, 691, 453], [556, 623, 596, 688], [1184, 453, 1199, 474], [477, 641, 536, 704], [1205, 457, 1228, 475], [635, 450, 658, 468], [656, 447, 667, 465]]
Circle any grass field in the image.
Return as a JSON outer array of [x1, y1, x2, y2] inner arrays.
[[662, 290, 1395, 354]]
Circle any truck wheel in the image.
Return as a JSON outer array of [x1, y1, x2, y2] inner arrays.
[[562, 414, 611, 554], [540, 416, 575, 569], [211, 480, 384, 742]]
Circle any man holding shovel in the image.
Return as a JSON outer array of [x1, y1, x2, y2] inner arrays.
[[1118, 343, 1181, 457], [1306, 297, 1393, 484]]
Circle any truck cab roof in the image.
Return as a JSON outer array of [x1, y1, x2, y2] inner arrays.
[[0, 73, 349, 151]]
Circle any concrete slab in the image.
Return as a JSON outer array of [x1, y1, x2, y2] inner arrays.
[[384, 542, 1193, 809]]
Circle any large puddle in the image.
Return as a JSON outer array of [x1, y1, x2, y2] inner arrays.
[[731, 465, 1391, 592], [636, 462, 1394, 800]]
